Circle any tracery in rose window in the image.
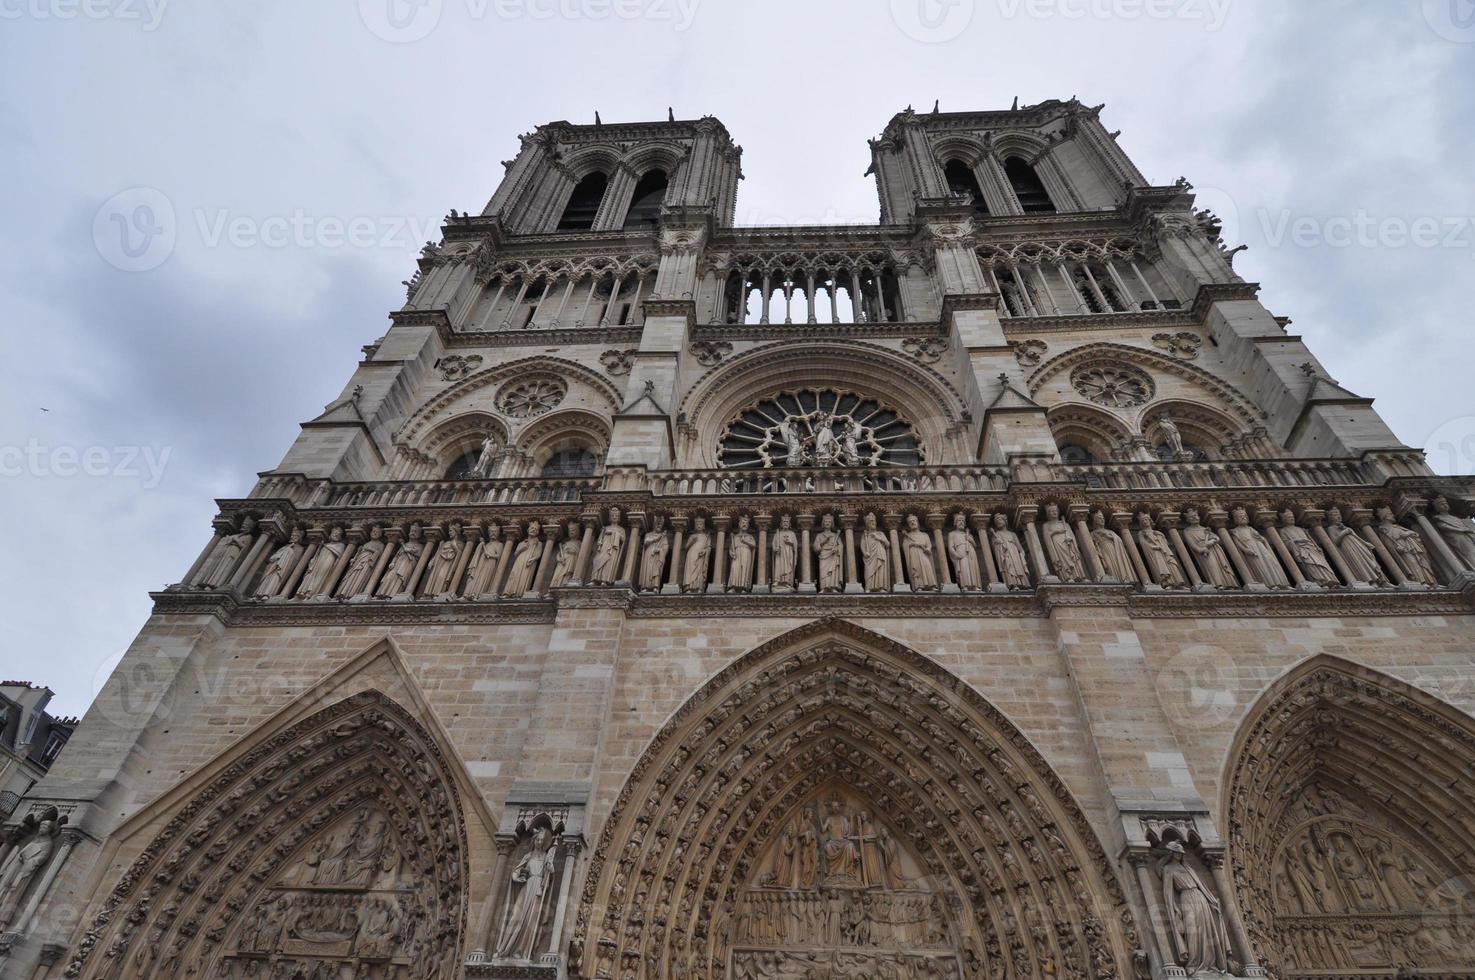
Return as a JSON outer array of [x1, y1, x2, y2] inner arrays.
[[718, 389, 923, 469]]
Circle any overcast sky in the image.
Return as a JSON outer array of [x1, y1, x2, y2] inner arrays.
[[1, 0, 1472, 717]]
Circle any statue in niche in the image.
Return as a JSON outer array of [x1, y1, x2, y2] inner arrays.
[[1159, 841, 1231, 975], [821, 800, 862, 885], [991, 513, 1032, 589], [1229, 508, 1289, 588], [1378, 508, 1437, 585], [813, 514, 844, 592], [494, 822, 558, 962], [1090, 511, 1135, 583], [1326, 507, 1388, 586], [295, 526, 348, 598], [1040, 503, 1086, 582], [948, 513, 982, 591], [1159, 412, 1185, 456], [729, 515, 757, 591], [1431, 495, 1475, 569], [683, 516, 712, 592], [860, 513, 891, 592], [764, 818, 802, 890], [254, 526, 305, 598], [771, 514, 799, 591], [464, 524, 504, 596], [335, 525, 384, 598], [1279, 509, 1339, 587], [376, 523, 425, 597], [0, 814, 60, 930], [840, 417, 864, 467], [469, 435, 499, 478], [589, 507, 626, 586], [549, 521, 581, 589], [901, 514, 937, 590], [421, 525, 463, 597], [1136, 512, 1187, 588], [812, 410, 838, 466], [198, 515, 256, 588], [502, 521, 544, 596], [638, 514, 670, 592], [1182, 507, 1237, 588]]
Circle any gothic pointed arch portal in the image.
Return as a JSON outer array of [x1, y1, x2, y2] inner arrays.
[[573, 620, 1142, 980], [1225, 657, 1475, 977], [65, 691, 471, 980]]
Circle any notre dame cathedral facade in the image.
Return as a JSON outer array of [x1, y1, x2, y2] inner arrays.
[[5, 100, 1475, 980]]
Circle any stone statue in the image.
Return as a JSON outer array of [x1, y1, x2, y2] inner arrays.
[[376, 523, 425, 597], [1159, 412, 1185, 457], [1160, 842, 1231, 975], [255, 527, 305, 598], [1040, 503, 1086, 583], [0, 818, 59, 930], [1326, 507, 1388, 586], [295, 526, 347, 598], [1182, 507, 1237, 589], [729, 515, 757, 592], [840, 417, 864, 467], [1378, 507, 1437, 585], [991, 513, 1031, 589], [420, 526, 463, 597], [197, 516, 256, 588], [812, 411, 838, 466], [771, 514, 799, 590], [901, 514, 937, 590], [335, 525, 384, 598], [1137, 512, 1187, 589], [502, 522, 544, 596], [820, 800, 861, 885], [813, 514, 843, 592], [464, 524, 505, 596], [683, 516, 712, 593], [469, 435, 499, 478], [549, 521, 580, 589], [1431, 496, 1475, 570], [860, 513, 891, 592], [494, 826, 556, 961], [589, 507, 626, 586], [1229, 508, 1289, 588], [1090, 511, 1134, 583], [947, 513, 982, 591], [638, 515, 669, 592], [1279, 509, 1339, 587]]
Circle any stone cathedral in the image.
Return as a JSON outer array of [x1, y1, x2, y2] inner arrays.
[[7, 100, 1475, 980]]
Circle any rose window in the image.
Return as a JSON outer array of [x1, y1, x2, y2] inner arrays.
[[497, 377, 566, 419], [718, 389, 923, 469], [1071, 364, 1153, 409]]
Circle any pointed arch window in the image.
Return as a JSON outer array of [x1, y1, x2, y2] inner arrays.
[[541, 448, 598, 477], [622, 169, 668, 230], [558, 171, 609, 231], [944, 159, 989, 216], [1005, 156, 1056, 214]]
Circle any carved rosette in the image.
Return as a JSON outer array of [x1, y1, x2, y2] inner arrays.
[[1071, 363, 1154, 409], [498, 377, 568, 419]]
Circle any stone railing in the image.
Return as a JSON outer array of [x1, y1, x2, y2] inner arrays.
[[650, 465, 1011, 497], [1057, 458, 1370, 491], [250, 474, 599, 509]]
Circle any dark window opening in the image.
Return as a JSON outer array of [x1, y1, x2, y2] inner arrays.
[[944, 159, 989, 215], [558, 172, 608, 231], [623, 169, 669, 230], [1059, 443, 1097, 465], [1005, 157, 1056, 214]]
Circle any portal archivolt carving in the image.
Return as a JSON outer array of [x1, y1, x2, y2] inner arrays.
[[65, 691, 470, 980], [1226, 658, 1475, 977], [573, 620, 1141, 980]]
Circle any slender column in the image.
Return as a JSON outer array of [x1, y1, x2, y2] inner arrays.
[[408, 528, 441, 598], [576, 275, 598, 326], [364, 534, 399, 599], [446, 528, 477, 597], [1112, 512, 1153, 589], [971, 514, 1003, 590], [663, 518, 687, 594], [1019, 508, 1052, 584], [488, 525, 520, 598], [482, 278, 508, 327], [546, 842, 580, 957], [1355, 511, 1408, 587], [759, 272, 772, 323], [927, 513, 955, 591], [1309, 517, 1357, 587], [1210, 512, 1255, 588], [1131, 856, 1176, 977], [571, 517, 597, 587], [1162, 517, 1205, 590], [1261, 518, 1308, 588], [781, 278, 794, 324], [551, 275, 575, 326], [601, 274, 623, 326], [533, 524, 561, 595], [1058, 262, 1088, 313], [755, 515, 771, 592], [797, 514, 815, 592], [281, 535, 321, 599], [180, 529, 225, 587], [1208, 854, 1263, 974], [828, 279, 839, 323], [619, 513, 644, 588], [803, 272, 817, 323], [1104, 259, 1138, 311], [850, 271, 863, 321], [1081, 263, 1113, 311], [1072, 508, 1106, 582], [708, 516, 729, 593], [501, 277, 530, 328], [841, 515, 861, 594], [226, 531, 276, 593], [627, 272, 647, 326], [14, 828, 82, 936], [321, 536, 360, 599], [885, 514, 908, 592], [711, 271, 726, 323], [1032, 264, 1060, 315], [1009, 265, 1037, 316], [872, 271, 887, 322], [1412, 509, 1465, 584], [1130, 258, 1165, 306]]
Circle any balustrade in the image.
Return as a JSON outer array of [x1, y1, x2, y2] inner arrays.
[[978, 238, 1182, 318]]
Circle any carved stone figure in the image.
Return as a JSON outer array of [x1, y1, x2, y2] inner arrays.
[[1229, 508, 1289, 588], [198, 516, 256, 588], [684, 517, 712, 593], [464, 524, 505, 596], [1040, 504, 1086, 582], [813, 514, 844, 592], [421, 526, 463, 597], [947, 513, 982, 591], [549, 521, 581, 589], [1090, 511, 1134, 583], [1158, 412, 1185, 456], [991, 513, 1031, 589], [1136, 512, 1187, 588], [295, 526, 347, 598], [638, 515, 670, 592], [1279, 509, 1339, 587], [901, 514, 937, 590], [255, 527, 305, 598], [860, 513, 891, 592], [1431, 496, 1475, 570], [729, 515, 757, 591], [376, 523, 425, 597], [0, 818, 58, 930], [469, 436, 499, 478], [589, 507, 626, 585], [502, 521, 544, 596], [1160, 842, 1230, 975], [1386, 516, 1445, 584], [494, 827, 556, 961], [335, 525, 384, 598], [771, 515, 799, 591], [820, 800, 861, 885], [1326, 507, 1388, 586], [1182, 507, 1237, 588]]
